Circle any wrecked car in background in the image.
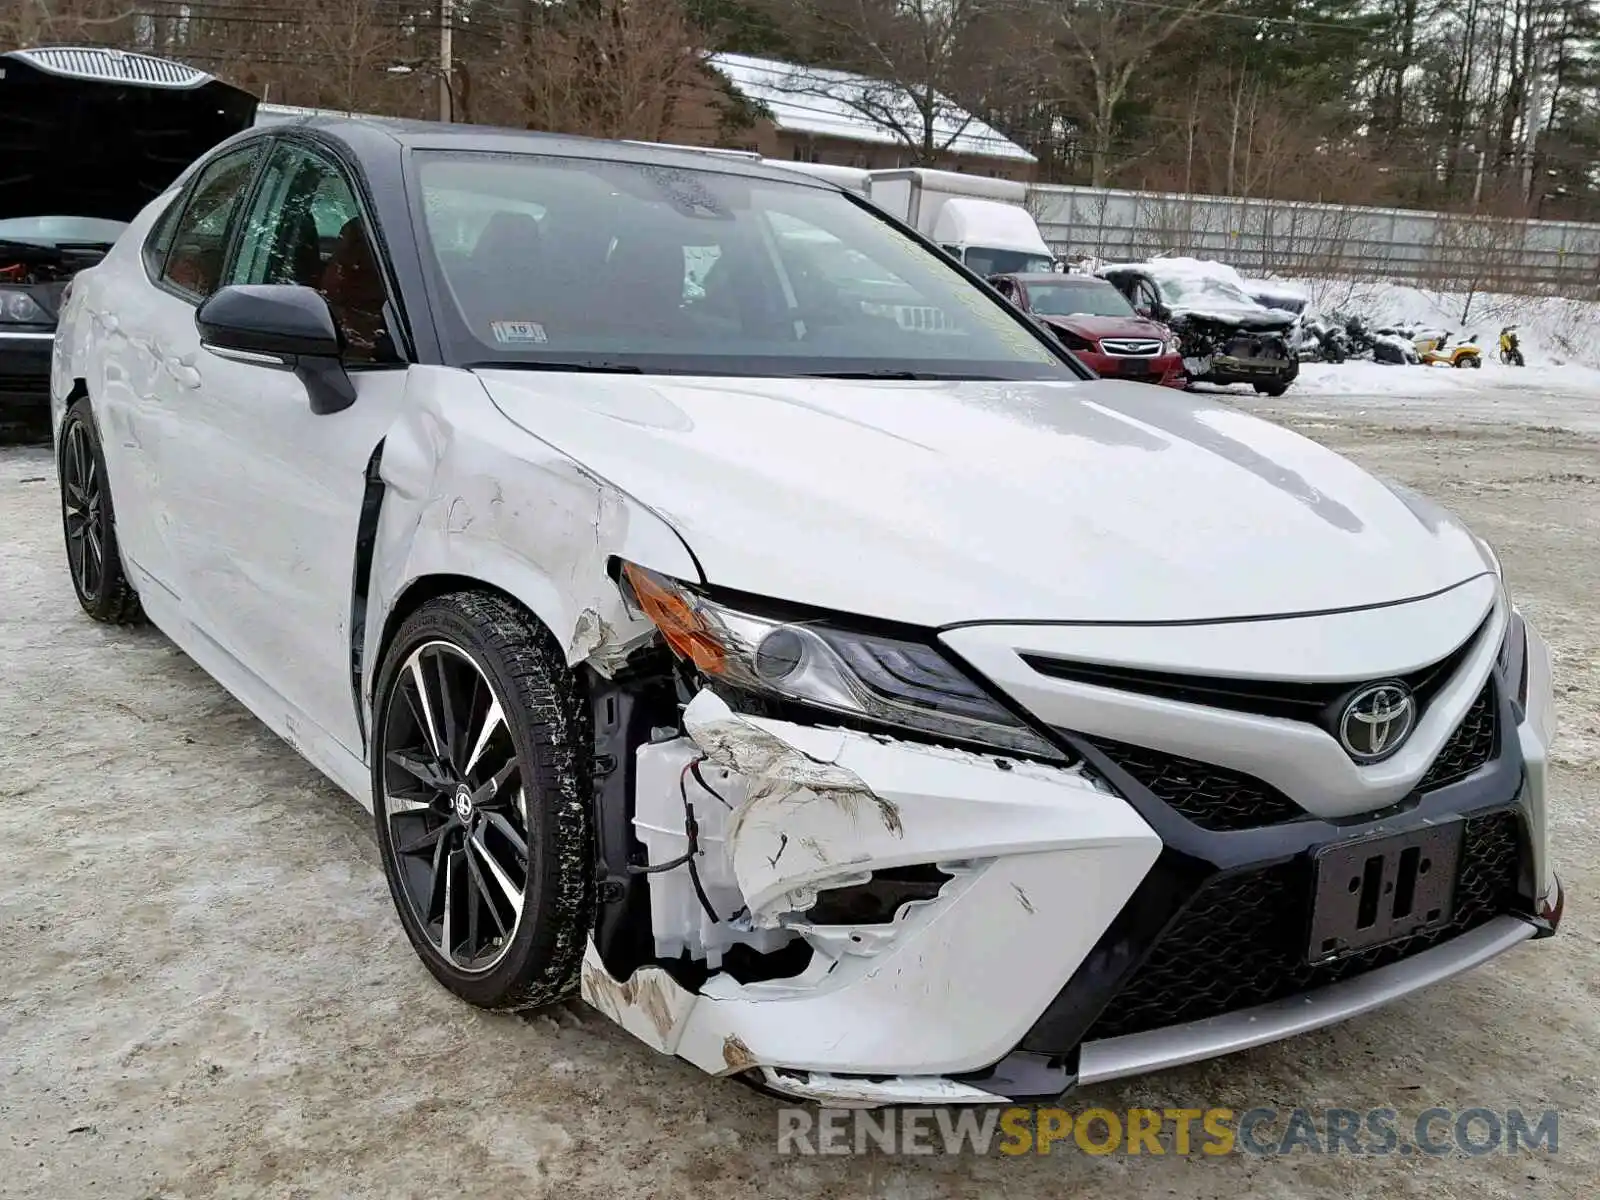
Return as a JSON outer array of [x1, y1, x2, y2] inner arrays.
[[0, 46, 256, 437], [1099, 257, 1299, 395], [53, 118, 1562, 1107]]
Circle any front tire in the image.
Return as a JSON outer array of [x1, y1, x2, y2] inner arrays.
[[1254, 382, 1289, 396], [371, 591, 593, 1010], [58, 398, 144, 625]]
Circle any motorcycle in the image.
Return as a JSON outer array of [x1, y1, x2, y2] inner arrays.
[[1295, 312, 1350, 363], [1343, 315, 1420, 364], [1500, 326, 1525, 366]]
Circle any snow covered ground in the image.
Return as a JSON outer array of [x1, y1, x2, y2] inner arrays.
[[1212, 358, 1600, 435]]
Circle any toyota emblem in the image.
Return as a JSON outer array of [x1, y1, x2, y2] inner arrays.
[[1338, 682, 1416, 762]]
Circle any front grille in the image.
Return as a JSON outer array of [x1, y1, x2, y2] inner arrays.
[[1100, 338, 1164, 357], [1088, 739, 1304, 832], [1023, 623, 1485, 727], [1083, 809, 1522, 1042], [1418, 682, 1498, 791], [14, 47, 208, 87]]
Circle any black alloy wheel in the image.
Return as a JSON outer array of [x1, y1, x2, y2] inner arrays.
[[372, 592, 593, 1009], [59, 399, 144, 624], [381, 639, 529, 975]]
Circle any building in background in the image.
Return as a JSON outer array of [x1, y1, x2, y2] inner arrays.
[[699, 53, 1035, 181]]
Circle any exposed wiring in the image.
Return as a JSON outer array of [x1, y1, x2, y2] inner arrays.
[[690, 759, 735, 810], [626, 756, 724, 926]]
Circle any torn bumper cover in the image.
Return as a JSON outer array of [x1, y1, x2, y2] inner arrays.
[[581, 690, 1163, 1105], [578, 602, 1559, 1106]]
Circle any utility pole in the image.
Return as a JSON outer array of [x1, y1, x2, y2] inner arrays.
[[439, 0, 454, 123]]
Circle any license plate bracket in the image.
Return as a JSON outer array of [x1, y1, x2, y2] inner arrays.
[[1307, 822, 1463, 962]]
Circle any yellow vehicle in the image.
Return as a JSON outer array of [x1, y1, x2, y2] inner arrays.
[[1415, 331, 1482, 368], [1500, 326, 1525, 365]]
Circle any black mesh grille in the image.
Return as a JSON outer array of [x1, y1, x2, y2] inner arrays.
[[1088, 740, 1305, 832], [1084, 810, 1523, 1043], [1418, 683, 1498, 792]]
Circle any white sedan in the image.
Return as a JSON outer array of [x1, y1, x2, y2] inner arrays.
[[52, 116, 1563, 1107]]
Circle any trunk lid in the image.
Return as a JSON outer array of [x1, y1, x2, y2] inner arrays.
[[0, 47, 257, 224]]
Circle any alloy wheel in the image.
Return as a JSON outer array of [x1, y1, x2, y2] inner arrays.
[[380, 640, 530, 974], [62, 421, 104, 602]]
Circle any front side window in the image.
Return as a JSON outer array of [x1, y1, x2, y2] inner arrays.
[[229, 142, 394, 363], [411, 152, 1071, 380], [142, 194, 183, 280], [161, 146, 262, 300]]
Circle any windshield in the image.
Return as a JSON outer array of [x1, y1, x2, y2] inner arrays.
[[1150, 272, 1258, 309], [1026, 280, 1136, 318], [963, 247, 1056, 277], [0, 216, 128, 245], [411, 152, 1070, 379]]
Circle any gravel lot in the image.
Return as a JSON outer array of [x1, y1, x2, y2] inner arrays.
[[2, 395, 1596, 1199]]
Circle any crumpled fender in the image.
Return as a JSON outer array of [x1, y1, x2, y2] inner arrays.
[[360, 368, 699, 723]]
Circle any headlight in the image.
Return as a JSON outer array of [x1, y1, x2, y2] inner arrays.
[[0, 288, 49, 323], [1051, 326, 1093, 353], [619, 562, 1064, 760]]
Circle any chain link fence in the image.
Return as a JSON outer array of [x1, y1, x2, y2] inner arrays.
[[1029, 184, 1600, 298]]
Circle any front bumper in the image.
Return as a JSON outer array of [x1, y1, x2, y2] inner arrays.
[[1080, 349, 1186, 388], [582, 613, 1560, 1107], [0, 330, 54, 432], [1198, 354, 1298, 386]]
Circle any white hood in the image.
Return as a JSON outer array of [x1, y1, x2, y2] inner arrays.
[[478, 371, 1494, 627]]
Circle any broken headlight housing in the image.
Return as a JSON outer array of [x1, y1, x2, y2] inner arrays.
[[619, 562, 1064, 761]]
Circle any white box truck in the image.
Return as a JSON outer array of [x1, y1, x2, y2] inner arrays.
[[862, 168, 1056, 276]]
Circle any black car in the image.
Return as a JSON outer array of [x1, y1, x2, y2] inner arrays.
[[1097, 262, 1299, 396], [0, 46, 256, 438]]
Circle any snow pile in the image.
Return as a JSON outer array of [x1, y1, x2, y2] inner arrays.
[[1243, 278, 1309, 313]]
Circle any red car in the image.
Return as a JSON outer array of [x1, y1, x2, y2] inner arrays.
[[989, 272, 1185, 388]]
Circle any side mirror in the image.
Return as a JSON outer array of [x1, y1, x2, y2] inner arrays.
[[196, 284, 356, 415]]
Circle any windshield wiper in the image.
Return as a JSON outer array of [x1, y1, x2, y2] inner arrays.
[[468, 360, 643, 374], [804, 369, 999, 381]]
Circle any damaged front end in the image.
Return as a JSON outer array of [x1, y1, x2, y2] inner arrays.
[[578, 563, 1161, 1106], [1171, 314, 1297, 388]]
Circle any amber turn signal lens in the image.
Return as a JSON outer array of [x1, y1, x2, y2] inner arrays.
[[621, 563, 727, 675]]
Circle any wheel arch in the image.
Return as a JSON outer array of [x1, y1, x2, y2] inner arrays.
[[355, 391, 701, 760], [55, 377, 91, 450]]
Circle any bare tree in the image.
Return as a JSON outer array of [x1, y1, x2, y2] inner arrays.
[[1028, 0, 1226, 188], [471, 0, 705, 141]]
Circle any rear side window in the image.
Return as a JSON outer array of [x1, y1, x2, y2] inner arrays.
[[160, 146, 262, 301], [142, 192, 184, 281]]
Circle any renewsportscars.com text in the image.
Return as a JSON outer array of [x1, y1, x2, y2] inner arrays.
[[777, 1106, 1559, 1157]]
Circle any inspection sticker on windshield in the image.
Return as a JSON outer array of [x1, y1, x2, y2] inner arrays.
[[491, 320, 547, 345]]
